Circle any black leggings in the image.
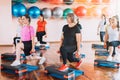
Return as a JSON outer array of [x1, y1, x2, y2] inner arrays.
[[36, 31, 46, 44], [13, 37, 20, 46], [22, 40, 32, 56], [100, 32, 105, 42], [60, 46, 80, 64], [109, 41, 120, 57]]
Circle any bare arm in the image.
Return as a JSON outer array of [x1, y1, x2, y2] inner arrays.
[[76, 33, 81, 54], [97, 24, 100, 35], [104, 29, 109, 48], [59, 33, 64, 49], [45, 25, 47, 37], [31, 36, 35, 52]]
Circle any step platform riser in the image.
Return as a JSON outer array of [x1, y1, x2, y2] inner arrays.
[[45, 65, 84, 80], [94, 60, 120, 68]]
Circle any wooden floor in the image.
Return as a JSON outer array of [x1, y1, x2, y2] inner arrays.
[[0, 42, 120, 80]]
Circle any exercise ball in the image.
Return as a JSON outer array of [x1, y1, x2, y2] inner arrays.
[[102, 7, 113, 17], [42, 8, 52, 18], [91, 0, 102, 4], [12, 3, 27, 17], [63, 0, 74, 5], [49, 0, 63, 4], [28, 6, 41, 19], [75, 0, 91, 3], [74, 6, 87, 17], [102, 0, 111, 3], [86, 7, 93, 17], [92, 6, 102, 17], [12, 0, 23, 3], [52, 7, 63, 18], [63, 8, 73, 18], [42, 0, 49, 2], [27, 0, 38, 3]]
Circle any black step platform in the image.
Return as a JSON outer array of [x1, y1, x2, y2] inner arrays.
[[94, 59, 120, 68], [1, 63, 39, 77], [92, 44, 105, 49], [1, 53, 26, 61], [95, 50, 109, 56], [45, 65, 84, 80]]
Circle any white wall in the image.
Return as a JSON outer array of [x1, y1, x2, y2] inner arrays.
[[0, 0, 15, 45], [0, 0, 118, 45]]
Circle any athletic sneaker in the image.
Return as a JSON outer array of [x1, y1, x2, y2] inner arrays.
[[36, 42, 40, 46], [107, 55, 113, 61], [76, 60, 82, 68], [11, 60, 21, 66], [45, 43, 50, 48], [38, 57, 46, 65], [113, 50, 120, 63], [58, 64, 68, 71]]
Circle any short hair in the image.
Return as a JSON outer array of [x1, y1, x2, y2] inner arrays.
[[67, 13, 77, 23]]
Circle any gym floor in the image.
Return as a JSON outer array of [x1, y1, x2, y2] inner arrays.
[[0, 42, 120, 80]]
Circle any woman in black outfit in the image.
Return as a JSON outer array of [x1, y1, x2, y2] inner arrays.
[[58, 13, 82, 71]]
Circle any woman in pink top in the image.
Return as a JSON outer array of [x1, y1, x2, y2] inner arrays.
[[11, 14, 35, 66]]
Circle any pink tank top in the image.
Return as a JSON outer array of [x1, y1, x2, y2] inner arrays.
[[21, 26, 34, 41]]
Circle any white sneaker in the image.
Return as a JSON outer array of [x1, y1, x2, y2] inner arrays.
[[38, 57, 46, 65], [11, 60, 21, 66], [113, 55, 120, 63], [36, 42, 40, 46], [107, 56, 113, 61]]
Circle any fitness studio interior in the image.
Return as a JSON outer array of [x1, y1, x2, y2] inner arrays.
[[0, 0, 120, 80]]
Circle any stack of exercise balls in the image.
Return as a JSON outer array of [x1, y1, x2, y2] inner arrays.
[[12, 0, 111, 18]]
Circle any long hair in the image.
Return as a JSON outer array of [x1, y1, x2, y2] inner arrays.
[[40, 14, 44, 22], [115, 15, 120, 31], [113, 15, 120, 31], [102, 14, 106, 25], [24, 14, 31, 24]]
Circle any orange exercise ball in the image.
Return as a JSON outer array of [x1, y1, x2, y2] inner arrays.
[[86, 7, 93, 17], [92, 6, 102, 17], [49, 0, 63, 4], [102, 0, 111, 3], [91, 0, 102, 4], [75, 0, 91, 3], [74, 6, 87, 17]]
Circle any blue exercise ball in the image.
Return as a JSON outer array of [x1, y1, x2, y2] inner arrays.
[[52, 7, 63, 18], [42, 8, 52, 19], [27, 0, 38, 3], [28, 6, 41, 19], [12, 3, 27, 17]]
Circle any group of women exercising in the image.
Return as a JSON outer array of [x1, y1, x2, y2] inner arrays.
[[98, 14, 120, 62], [11, 13, 120, 72]]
